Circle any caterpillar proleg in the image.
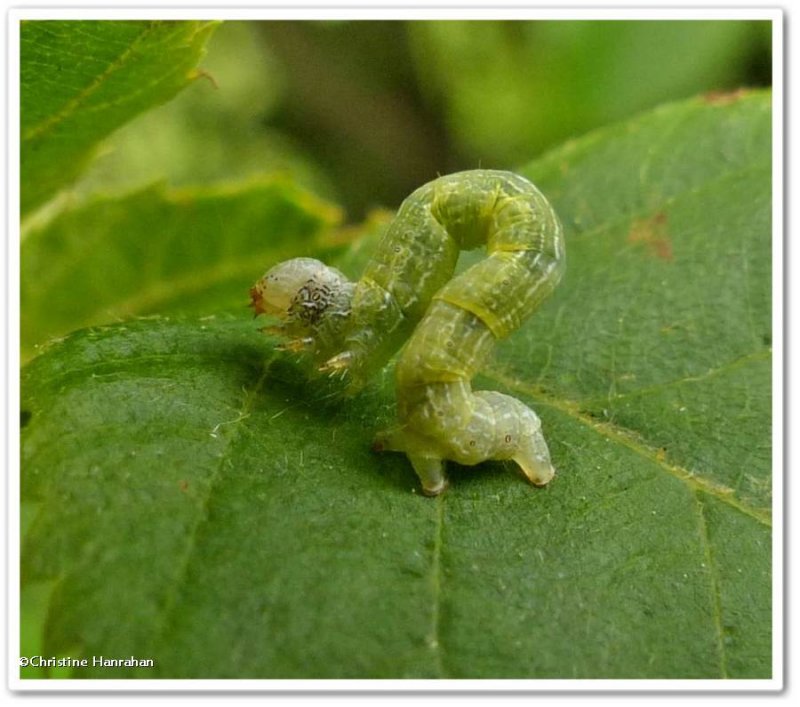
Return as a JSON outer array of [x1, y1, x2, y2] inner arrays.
[[251, 170, 566, 495]]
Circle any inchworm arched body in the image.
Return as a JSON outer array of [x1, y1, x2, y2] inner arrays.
[[251, 170, 565, 495]]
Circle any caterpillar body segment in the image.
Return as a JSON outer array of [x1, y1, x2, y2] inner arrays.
[[251, 170, 565, 495]]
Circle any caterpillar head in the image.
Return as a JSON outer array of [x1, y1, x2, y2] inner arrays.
[[250, 257, 354, 348]]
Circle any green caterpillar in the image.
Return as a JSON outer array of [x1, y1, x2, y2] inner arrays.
[[250, 170, 565, 495]]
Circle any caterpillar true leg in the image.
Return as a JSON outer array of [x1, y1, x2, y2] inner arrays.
[[251, 170, 565, 495]]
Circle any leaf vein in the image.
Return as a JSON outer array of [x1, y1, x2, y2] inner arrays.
[[427, 495, 445, 678], [693, 492, 729, 678], [577, 349, 770, 406], [483, 368, 771, 526], [564, 158, 770, 243], [23, 22, 157, 142], [146, 366, 270, 657]]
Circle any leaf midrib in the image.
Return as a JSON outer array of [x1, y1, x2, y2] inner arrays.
[[428, 495, 445, 678], [144, 364, 271, 664]]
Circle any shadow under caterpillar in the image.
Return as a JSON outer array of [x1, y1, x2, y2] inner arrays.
[[251, 170, 566, 495]]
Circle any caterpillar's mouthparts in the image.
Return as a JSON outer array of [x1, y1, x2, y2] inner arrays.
[[249, 286, 267, 316]]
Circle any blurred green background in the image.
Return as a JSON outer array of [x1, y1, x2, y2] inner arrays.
[[78, 19, 771, 220]]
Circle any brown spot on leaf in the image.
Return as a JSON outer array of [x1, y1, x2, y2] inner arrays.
[[652, 240, 673, 261], [628, 211, 673, 261], [702, 88, 750, 105], [179, 480, 189, 492]]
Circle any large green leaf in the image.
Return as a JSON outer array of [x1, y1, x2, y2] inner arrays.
[[20, 20, 217, 215], [20, 178, 342, 359], [20, 92, 772, 679], [513, 90, 772, 516]]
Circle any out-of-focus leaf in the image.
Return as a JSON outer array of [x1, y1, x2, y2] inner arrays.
[[75, 22, 334, 202], [20, 178, 342, 358], [409, 20, 767, 162], [21, 20, 217, 214]]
